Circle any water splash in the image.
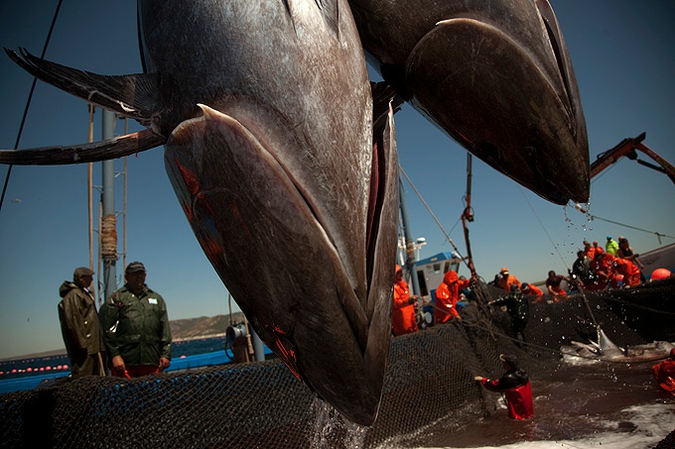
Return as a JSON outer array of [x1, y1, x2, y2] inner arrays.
[[309, 397, 368, 448]]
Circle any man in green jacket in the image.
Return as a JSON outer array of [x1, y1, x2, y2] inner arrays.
[[58, 266, 105, 378], [99, 261, 172, 378], [605, 235, 619, 256]]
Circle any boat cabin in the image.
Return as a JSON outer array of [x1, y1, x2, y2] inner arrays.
[[412, 252, 463, 302]]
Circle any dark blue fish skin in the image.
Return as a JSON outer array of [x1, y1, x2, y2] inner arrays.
[[1, 0, 592, 426], [348, 0, 590, 204], [141, 0, 399, 426], [3, 0, 400, 426]]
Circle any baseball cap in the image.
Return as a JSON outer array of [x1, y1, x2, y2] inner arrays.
[[73, 267, 94, 277], [125, 261, 146, 273]]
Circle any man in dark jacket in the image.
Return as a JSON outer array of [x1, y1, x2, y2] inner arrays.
[[99, 261, 172, 378], [571, 250, 592, 290], [58, 266, 105, 378], [489, 283, 529, 343], [474, 353, 534, 420]]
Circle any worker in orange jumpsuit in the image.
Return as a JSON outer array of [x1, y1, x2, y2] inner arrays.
[[521, 282, 544, 302], [497, 267, 520, 292], [392, 265, 419, 336], [434, 270, 470, 324], [583, 240, 597, 261], [588, 248, 614, 291], [652, 348, 675, 396], [612, 257, 641, 288], [545, 270, 568, 301]]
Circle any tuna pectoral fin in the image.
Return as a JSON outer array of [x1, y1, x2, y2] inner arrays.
[[371, 82, 405, 139], [404, 19, 590, 204], [165, 104, 392, 425], [534, 0, 583, 112], [5, 48, 160, 126], [362, 102, 400, 424], [0, 129, 165, 165]]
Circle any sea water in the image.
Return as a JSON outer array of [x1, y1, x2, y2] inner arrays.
[[416, 359, 675, 449], [0, 335, 229, 393], [3, 339, 674, 447]]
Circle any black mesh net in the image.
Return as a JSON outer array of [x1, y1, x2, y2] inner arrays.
[[1, 277, 673, 449]]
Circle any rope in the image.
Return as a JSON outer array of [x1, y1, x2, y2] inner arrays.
[[517, 187, 605, 330], [518, 186, 570, 272], [399, 165, 475, 273], [100, 214, 118, 261], [586, 214, 675, 242], [0, 0, 65, 215]]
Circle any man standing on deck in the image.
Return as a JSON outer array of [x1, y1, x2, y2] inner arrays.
[[571, 250, 591, 290], [392, 265, 419, 336], [99, 261, 172, 378], [434, 270, 470, 324], [605, 235, 619, 256], [474, 353, 534, 420], [497, 267, 520, 292], [58, 266, 105, 378]]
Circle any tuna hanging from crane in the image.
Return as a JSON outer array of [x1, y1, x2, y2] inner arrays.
[[0, 0, 589, 425], [349, 0, 590, 204]]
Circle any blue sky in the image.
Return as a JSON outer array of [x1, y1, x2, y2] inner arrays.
[[0, 1, 673, 359]]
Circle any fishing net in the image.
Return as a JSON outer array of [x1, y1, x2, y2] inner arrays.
[[1, 278, 674, 449]]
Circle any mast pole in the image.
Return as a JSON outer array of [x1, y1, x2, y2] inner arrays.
[[87, 104, 97, 302], [398, 169, 421, 298], [461, 153, 479, 282], [123, 117, 128, 270], [101, 109, 118, 299]]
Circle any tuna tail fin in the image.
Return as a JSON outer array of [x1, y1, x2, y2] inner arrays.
[[597, 327, 623, 354], [5, 47, 160, 127]]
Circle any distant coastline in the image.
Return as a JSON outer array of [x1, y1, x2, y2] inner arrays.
[[1, 313, 246, 362]]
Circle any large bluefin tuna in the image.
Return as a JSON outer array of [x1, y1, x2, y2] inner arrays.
[[2, 0, 399, 425], [348, 0, 590, 204], [1, 0, 592, 426]]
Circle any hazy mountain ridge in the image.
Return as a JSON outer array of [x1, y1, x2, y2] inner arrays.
[[2, 313, 247, 360], [170, 313, 246, 340]]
